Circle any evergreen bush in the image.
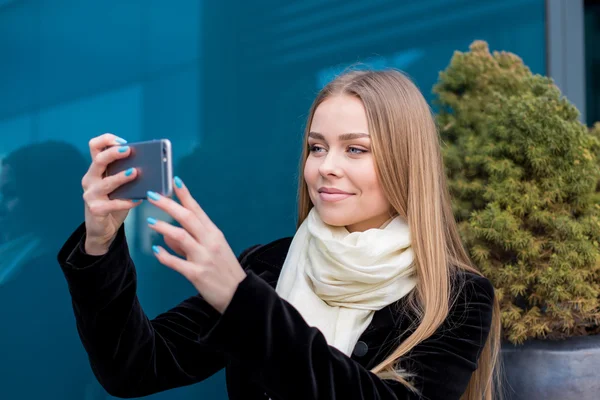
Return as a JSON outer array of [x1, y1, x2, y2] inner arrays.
[[435, 41, 600, 343]]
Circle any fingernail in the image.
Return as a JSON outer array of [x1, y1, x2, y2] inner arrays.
[[125, 168, 134, 177], [147, 217, 157, 225], [152, 245, 160, 254], [115, 138, 128, 144], [174, 176, 183, 189], [118, 146, 130, 153], [147, 191, 160, 201]]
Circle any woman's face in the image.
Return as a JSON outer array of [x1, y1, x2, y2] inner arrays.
[[304, 94, 393, 233]]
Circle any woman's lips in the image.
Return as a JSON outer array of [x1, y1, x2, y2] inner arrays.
[[319, 192, 354, 202]]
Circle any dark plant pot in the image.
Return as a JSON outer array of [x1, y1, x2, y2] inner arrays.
[[500, 335, 600, 400]]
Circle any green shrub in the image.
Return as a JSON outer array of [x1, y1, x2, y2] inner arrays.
[[435, 41, 600, 343]]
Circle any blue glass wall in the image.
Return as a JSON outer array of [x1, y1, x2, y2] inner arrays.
[[585, 0, 600, 126], [0, 1, 546, 399]]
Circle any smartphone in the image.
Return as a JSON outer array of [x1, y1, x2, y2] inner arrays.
[[105, 139, 173, 200]]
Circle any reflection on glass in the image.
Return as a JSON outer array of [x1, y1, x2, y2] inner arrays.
[[0, 141, 97, 399]]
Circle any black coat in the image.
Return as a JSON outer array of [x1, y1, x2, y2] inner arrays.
[[57, 223, 494, 400]]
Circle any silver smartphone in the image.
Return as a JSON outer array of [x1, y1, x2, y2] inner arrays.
[[105, 139, 173, 200]]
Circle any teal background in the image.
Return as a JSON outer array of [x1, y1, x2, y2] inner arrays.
[[0, 1, 546, 399]]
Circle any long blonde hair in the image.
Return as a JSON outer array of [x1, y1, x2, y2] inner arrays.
[[296, 69, 502, 399]]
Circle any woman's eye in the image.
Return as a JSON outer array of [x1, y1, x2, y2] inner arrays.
[[348, 147, 366, 155], [309, 145, 325, 153]]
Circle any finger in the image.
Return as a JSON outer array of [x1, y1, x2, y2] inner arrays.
[[146, 217, 204, 260], [88, 167, 138, 196], [151, 245, 197, 281], [89, 133, 128, 160], [146, 191, 207, 243], [82, 142, 131, 190], [86, 198, 142, 216], [164, 235, 185, 257], [173, 176, 218, 231], [88, 144, 132, 178]]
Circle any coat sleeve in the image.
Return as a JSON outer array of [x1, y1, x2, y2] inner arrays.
[[56, 222, 260, 398], [200, 271, 495, 400]]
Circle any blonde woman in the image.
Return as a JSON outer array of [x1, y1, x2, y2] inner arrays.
[[58, 70, 501, 399]]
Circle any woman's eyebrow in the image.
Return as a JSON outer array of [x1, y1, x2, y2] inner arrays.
[[308, 131, 370, 141]]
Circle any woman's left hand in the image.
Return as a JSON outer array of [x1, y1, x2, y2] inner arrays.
[[145, 177, 247, 314]]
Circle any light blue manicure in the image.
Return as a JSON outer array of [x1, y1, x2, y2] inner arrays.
[[115, 138, 128, 144], [152, 245, 160, 254], [147, 191, 160, 201], [147, 217, 157, 225], [118, 146, 129, 153], [125, 168, 134, 177], [174, 176, 183, 189]]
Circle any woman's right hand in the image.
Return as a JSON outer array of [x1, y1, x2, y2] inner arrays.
[[82, 133, 141, 255]]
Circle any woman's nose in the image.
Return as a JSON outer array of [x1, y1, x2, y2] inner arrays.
[[318, 153, 343, 177]]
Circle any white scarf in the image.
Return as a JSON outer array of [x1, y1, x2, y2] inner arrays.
[[275, 208, 418, 356]]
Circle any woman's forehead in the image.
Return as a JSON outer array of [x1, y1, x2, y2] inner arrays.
[[311, 96, 369, 135]]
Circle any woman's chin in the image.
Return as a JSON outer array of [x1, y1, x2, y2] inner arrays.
[[313, 207, 354, 228]]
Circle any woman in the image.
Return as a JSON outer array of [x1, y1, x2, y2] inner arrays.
[[57, 70, 501, 399]]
